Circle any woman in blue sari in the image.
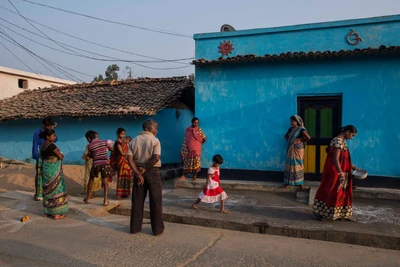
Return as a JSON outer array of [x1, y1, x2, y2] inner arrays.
[[38, 128, 68, 220], [284, 115, 311, 189]]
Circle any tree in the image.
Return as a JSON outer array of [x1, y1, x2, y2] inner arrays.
[[105, 64, 119, 81], [93, 74, 104, 82], [92, 64, 120, 82]]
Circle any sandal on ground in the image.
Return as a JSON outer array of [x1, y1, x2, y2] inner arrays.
[[83, 198, 90, 204], [190, 205, 199, 210], [33, 195, 41, 201], [103, 200, 109, 207], [54, 215, 66, 220]]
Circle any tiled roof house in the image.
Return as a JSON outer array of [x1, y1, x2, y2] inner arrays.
[[0, 76, 194, 121], [0, 76, 195, 165]]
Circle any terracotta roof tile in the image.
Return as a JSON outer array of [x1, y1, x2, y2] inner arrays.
[[192, 45, 400, 65], [0, 76, 194, 121]]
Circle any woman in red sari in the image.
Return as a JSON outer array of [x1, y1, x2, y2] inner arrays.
[[313, 125, 358, 221], [110, 128, 132, 199], [180, 117, 206, 181]]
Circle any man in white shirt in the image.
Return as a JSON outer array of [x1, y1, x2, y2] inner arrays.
[[127, 119, 164, 236]]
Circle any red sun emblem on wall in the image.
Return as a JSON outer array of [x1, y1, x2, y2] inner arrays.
[[218, 40, 234, 56]]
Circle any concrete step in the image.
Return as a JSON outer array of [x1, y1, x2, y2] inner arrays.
[[3, 189, 399, 251], [110, 188, 400, 251], [175, 179, 400, 203]]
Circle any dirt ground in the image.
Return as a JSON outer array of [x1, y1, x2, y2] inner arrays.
[[0, 163, 117, 197]]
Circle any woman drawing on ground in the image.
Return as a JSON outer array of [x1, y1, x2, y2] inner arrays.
[[313, 125, 358, 221], [180, 117, 206, 181], [38, 128, 68, 220], [284, 115, 311, 190], [110, 128, 132, 199], [82, 132, 102, 198]]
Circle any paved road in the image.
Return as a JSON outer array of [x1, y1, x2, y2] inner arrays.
[[0, 197, 399, 267]]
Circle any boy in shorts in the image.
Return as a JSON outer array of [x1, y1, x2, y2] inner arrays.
[[84, 130, 114, 206]]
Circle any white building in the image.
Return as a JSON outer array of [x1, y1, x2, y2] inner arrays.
[[0, 66, 76, 100]]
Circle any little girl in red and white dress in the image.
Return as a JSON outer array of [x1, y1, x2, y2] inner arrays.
[[191, 154, 229, 214]]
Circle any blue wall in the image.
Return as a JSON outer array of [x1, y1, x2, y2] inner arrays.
[[194, 15, 400, 178], [194, 15, 400, 60], [0, 108, 193, 165], [195, 58, 400, 177]]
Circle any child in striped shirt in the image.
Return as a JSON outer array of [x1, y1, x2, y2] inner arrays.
[[84, 130, 114, 206]]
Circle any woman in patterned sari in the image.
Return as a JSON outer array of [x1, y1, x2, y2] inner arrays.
[[180, 117, 206, 181], [313, 125, 358, 221], [38, 128, 68, 220], [110, 128, 132, 199], [284, 115, 311, 189]]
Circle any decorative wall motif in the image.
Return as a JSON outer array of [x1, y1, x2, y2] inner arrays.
[[219, 40, 234, 56], [346, 29, 363, 45]]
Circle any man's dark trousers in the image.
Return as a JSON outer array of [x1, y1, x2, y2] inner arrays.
[[130, 167, 164, 235]]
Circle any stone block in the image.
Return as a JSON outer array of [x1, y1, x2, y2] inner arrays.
[[296, 191, 309, 204], [308, 187, 317, 206]]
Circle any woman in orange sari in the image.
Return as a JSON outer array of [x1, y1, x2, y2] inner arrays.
[[180, 117, 206, 181], [110, 128, 132, 199]]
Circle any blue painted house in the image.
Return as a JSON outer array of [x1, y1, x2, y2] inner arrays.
[[0, 77, 194, 165], [193, 15, 400, 183]]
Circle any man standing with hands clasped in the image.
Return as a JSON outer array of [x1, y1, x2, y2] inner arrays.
[[127, 119, 164, 236]]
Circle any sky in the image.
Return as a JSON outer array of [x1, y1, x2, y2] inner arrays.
[[0, 0, 399, 83]]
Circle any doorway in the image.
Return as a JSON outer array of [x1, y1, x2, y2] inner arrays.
[[297, 96, 342, 178]]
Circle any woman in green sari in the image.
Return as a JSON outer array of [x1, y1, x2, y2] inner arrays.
[[38, 128, 68, 220]]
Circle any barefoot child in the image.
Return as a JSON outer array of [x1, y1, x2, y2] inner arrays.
[[81, 132, 103, 198], [84, 130, 113, 206], [191, 154, 229, 214]]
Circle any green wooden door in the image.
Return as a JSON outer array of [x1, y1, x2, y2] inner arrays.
[[298, 97, 342, 177]]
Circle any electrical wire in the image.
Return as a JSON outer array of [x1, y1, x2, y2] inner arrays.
[[0, 38, 62, 86], [0, 4, 193, 64], [8, 0, 103, 60], [1, 35, 61, 79], [3, 4, 193, 70], [1, 25, 191, 77], [2, 0, 193, 78], [2, 36, 84, 81], [0, 29, 84, 81], [0, 20, 192, 64], [0, 38, 37, 74], [22, 0, 192, 38]]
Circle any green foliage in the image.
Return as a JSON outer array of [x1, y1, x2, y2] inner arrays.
[[92, 64, 120, 82], [92, 74, 104, 82], [105, 64, 120, 81]]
